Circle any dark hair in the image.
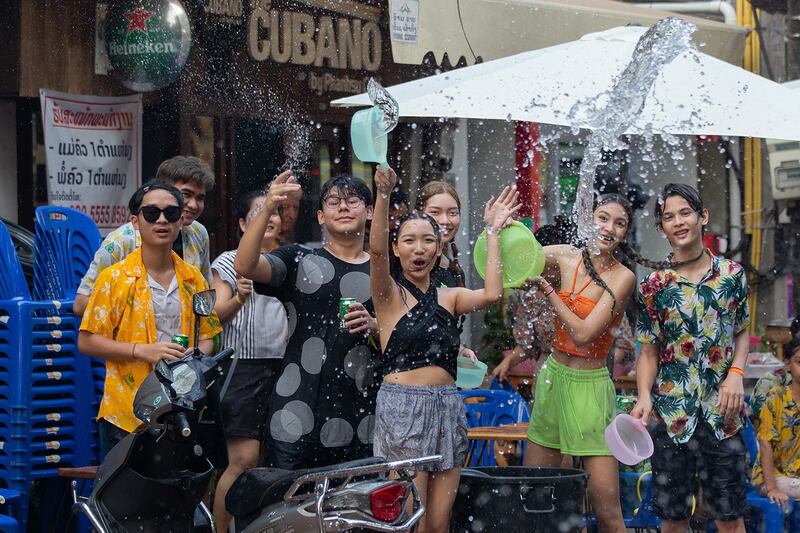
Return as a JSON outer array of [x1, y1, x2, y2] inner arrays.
[[319, 175, 373, 210], [784, 336, 800, 360], [129, 180, 184, 215], [415, 180, 465, 287], [156, 155, 216, 192], [237, 189, 267, 221], [576, 194, 634, 312], [654, 183, 704, 228], [389, 211, 441, 282], [791, 316, 800, 338], [390, 188, 409, 211]]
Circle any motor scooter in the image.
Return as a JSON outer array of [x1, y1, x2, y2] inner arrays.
[[72, 289, 231, 532]]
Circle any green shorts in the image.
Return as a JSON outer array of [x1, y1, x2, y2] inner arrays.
[[527, 356, 615, 456]]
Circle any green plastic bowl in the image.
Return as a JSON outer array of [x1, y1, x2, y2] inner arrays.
[[351, 106, 388, 167], [473, 220, 545, 288], [456, 356, 488, 389]]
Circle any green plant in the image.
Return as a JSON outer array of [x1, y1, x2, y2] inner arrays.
[[481, 300, 515, 368]]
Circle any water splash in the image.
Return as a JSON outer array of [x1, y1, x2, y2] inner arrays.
[[568, 17, 696, 246]]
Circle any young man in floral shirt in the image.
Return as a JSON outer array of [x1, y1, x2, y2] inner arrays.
[[78, 183, 222, 456], [632, 183, 750, 533], [73, 156, 215, 317]]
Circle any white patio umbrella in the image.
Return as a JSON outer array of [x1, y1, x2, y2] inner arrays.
[[332, 25, 800, 142]]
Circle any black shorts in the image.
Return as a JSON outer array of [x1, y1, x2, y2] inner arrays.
[[218, 359, 282, 441], [650, 417, 747, 522]]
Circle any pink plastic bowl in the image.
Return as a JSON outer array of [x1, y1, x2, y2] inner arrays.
[[604, 413, 654, 466]]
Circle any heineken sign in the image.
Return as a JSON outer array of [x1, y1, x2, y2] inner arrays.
[[105, 0, 192, 92]]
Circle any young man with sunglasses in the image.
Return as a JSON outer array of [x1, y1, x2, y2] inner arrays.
[[73, 156, 215, 317], [235, 170, 379, 470], [632, 183, 750, 533], [78, 182, 222, 456]]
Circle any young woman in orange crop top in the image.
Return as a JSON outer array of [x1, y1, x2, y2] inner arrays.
[[524, 194, 637, 533]]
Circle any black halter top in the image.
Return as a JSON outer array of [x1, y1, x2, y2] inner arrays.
[[382, 276, 461, 379]]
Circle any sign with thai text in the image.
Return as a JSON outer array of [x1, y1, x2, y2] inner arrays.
[[40, 90, 143, 233]]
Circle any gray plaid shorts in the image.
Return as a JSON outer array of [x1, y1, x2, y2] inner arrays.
[[373, 382, 468, 472]]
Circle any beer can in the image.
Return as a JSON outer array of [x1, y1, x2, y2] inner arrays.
[[339, 298, 357, 330], [616, 395, 636, 414], [171, 334, 190, 349]]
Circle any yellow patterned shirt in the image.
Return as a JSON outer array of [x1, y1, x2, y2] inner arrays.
[[77, 221, 212, 296], [752, 385, 800, 487], [80, 248, 222, 432]]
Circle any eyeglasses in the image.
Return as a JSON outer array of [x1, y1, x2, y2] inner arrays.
[[139, 205, 182, 223], [323, 196, 364, 209]]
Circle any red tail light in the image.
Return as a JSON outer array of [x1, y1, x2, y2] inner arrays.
[[369, 482, 407, 522]]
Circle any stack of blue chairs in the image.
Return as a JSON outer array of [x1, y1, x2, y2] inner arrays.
[[33, 206, 102, 301], [0, 208, 106, 530]]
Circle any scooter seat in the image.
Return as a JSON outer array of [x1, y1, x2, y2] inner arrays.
[[227, 456, 387, 518]]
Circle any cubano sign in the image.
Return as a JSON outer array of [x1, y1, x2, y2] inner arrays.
[[247, 0, 382, 95], [105, 0, 193, 92]]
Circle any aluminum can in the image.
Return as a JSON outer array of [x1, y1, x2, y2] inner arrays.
[[339, 298, 357, 330], [171, 334, 190, 349]]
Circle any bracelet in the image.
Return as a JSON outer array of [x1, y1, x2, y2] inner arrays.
[[767, 487, 778, 495], [543, 287, 555, 297], [486, 226, 496, 236], [131, 343, 137, 361], [728, 366, 745, 377], [235, 294, 246, 305]]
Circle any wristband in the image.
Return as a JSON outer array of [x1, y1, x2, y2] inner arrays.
[[543, 287, 555, 297], [486, 226, 496, 236], [235, 294, 246, 305], [728, 366, 745, 377], [767, 487, 778, 495], [131, 343, 137, 361]]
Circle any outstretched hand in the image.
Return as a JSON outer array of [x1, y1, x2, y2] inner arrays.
[[374, 166, 397, 198], [263, 169, 301, 214], [484, 186, 522, 232]]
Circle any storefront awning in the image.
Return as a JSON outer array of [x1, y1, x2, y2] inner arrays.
[[388, 0, 746, 66]]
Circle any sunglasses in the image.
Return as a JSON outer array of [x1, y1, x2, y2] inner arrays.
[[139, 205, 182, 224]]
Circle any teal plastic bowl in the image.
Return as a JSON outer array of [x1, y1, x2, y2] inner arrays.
[[351, 106, 388, 167], [473, 220, 545, 288], [456, 356, 487, 389]]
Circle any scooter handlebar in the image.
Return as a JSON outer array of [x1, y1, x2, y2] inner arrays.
[[211, 348, 235, 365], [175, 412, 192, 438]]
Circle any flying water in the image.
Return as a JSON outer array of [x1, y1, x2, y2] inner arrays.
[[567, 17, 697, 246]]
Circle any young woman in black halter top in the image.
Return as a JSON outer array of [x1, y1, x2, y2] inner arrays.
[[370, 167, 520, 533]]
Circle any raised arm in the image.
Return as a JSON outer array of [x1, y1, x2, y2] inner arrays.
[[234, 169, 299, 283], [452, 186, 521, 316], [369, 166, 399, 307]]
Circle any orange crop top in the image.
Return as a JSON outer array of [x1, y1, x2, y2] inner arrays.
[[552, 261, 622, 359]]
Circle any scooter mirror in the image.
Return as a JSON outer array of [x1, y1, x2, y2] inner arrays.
[[192, 290, 216, 317]]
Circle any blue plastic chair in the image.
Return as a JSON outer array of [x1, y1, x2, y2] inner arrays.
[[460, 389, 530, 466], [33, 206, 101, 300], [619, 471, 661, 531], [0, 222, 30, 300]]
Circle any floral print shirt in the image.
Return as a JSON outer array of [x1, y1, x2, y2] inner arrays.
[[751, 385, 800, 486], [636, 253, 749, 444], [77, 221, 212, 296], [749, 368, 792, 431], [80, 248, 222, 432]]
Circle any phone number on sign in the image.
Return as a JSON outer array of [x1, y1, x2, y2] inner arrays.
[[69, 205, 128, 226]]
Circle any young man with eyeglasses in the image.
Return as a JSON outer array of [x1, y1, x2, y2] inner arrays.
[[632, 183, 750, 533], [78, 182, 222, 456], [235, 171, 380, 470], [73, 156, 215, 317]]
